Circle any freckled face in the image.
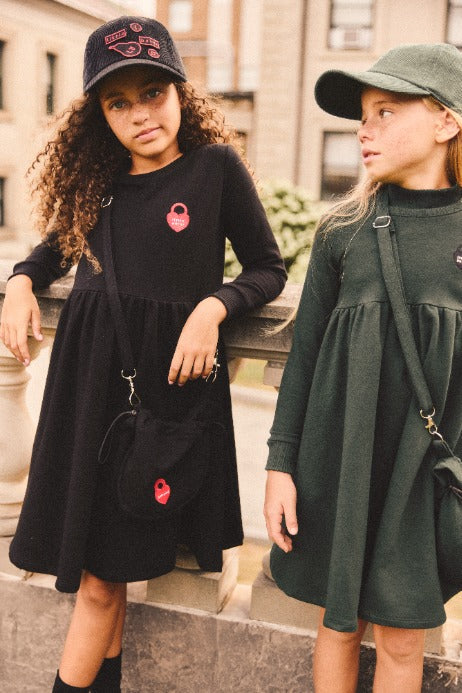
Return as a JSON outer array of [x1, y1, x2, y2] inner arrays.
[[99, 65, 182, 174], [358, 87, 450, 189]]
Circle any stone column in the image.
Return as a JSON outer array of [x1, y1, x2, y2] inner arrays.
[[0, 338, 43, 537]]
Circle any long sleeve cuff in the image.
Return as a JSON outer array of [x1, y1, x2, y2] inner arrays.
[[265, 439, 298, 475]]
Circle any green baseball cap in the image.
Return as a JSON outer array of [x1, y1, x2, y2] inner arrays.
[[315, 43, 462, 120]]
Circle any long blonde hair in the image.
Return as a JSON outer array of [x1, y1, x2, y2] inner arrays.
[[319, 96, 462, 235]]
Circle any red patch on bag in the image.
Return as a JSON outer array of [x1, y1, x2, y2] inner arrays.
[[166, 203, 190, 232], [154, 478, 171, 504]]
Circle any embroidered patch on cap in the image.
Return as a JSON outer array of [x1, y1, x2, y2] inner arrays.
[[454, 245, 462, 269], [105, 23, 161, 61]]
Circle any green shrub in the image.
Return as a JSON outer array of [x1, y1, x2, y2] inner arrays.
[[225, 178, 323, 283]]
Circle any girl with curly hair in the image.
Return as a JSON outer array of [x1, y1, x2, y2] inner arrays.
[[0, 16, 286, 692]]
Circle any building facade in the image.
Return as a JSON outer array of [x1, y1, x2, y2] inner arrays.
[[155, 0, 261, 157], [1, 0, 461, 252], [253, 0, 462, 200], [0, 0, 152, 255]]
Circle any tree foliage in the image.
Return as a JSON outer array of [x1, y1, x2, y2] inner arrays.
[[225, 178, 323, 283]]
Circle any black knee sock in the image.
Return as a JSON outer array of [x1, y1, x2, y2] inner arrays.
[[52, 671, 90, 692], [91, 652, 122, 693]]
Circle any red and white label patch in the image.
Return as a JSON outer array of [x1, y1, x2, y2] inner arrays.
[[154, 478, 171, 504], [166, 203, 190, 232]]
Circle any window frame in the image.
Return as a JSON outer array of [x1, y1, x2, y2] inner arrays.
[[446, 0, 462, 48], [45, 51, 57, 116], [320, 130, 362, 201], [327, 0, 375, 51]]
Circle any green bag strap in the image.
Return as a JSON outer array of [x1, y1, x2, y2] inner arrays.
[[374, 187, 445, 441]]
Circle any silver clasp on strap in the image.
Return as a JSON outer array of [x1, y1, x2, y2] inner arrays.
[[101, 196, 113, 208], [121, 368, 141, 407], [205, 349, 220, 384], [372, 215, 391, 228]]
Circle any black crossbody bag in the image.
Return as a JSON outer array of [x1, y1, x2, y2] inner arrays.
[[374, 189, 462, 584], [97, 196, 220, 521]]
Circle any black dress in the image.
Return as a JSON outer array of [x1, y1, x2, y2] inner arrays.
[[9, 144, 287, 592]]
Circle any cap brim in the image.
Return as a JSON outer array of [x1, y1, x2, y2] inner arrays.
[[85, 59, 187, 92], [314, 70, 429, 120]]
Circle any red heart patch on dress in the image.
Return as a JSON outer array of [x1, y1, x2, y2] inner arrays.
[[166, 203, 190, 232], [154, 478, 171, 504]]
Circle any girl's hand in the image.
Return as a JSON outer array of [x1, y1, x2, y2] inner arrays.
[[168, 296, 227, 386], [264, 470, 298, 553], [0, 275, 43, 366]]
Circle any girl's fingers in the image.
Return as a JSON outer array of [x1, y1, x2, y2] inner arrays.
[[168, 348, 184, 384], [202, 350, 216, 378], [31, 308, 43, 342], [264, 505, 292, 553], [176, 353, 195, 386], [283, 502, 298, 536]]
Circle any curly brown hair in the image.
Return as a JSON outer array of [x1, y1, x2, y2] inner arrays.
[[29, 79, 241, 269]]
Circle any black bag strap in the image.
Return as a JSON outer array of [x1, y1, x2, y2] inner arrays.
[[99, 196, 219, 409], [374, 187, 449, 445]]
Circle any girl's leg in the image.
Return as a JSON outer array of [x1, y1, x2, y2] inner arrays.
[[91, 596, 127, 692], [313, 608, 368, 693], [372, 625, 425, 692], [58, 571, 127, 688]]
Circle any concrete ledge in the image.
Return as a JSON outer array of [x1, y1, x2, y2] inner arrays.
[[1, 573, 461, 692], [146, 547, 239, 614]]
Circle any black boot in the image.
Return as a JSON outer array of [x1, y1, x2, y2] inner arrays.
[[52, 671, 90, 692], [91, 652, 122, 693]]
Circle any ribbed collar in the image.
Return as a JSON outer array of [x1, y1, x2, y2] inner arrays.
[[387, 183, 462, 209]]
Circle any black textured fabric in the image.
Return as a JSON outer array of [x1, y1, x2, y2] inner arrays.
[[52, 671, 90, 692], [91, 653, 121, 692]]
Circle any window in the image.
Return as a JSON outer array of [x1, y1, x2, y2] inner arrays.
[[0, 178, 5, 226], [0, 41, 4, 110], [321, 132, 361, 200], [207, 0, 234, 91], [447, 1, 462, 47], [169, 0, 193, 33], [328, 0, 374, 50], [45, 52, 57, 115]]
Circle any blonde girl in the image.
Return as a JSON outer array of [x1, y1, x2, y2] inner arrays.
[[264, 43, 462, 692]]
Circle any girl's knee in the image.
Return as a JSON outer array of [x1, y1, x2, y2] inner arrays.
[[79, 572, 125, 610], [374, 626, 425, 662]]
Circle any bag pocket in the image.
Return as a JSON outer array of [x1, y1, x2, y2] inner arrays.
[[117, 408, 211, 521]]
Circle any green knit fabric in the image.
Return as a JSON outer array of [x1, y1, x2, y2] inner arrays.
[[266, 184, 462, 631]]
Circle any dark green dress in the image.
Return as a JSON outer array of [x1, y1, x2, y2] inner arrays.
[[266, 184, 462, 632]]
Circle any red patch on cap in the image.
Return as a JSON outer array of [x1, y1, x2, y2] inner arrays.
[[108, 42, 142, 57], [148, 48, 160, 59], [105, 29, 127, 45], [130, 22, 143, 32], [139, 36, 160, 49]]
